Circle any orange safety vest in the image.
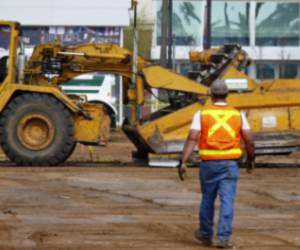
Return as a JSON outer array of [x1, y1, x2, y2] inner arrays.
[[199, 105, 242, 160]]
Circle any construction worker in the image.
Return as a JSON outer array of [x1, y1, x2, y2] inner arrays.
[[179, 80, 255, 249]]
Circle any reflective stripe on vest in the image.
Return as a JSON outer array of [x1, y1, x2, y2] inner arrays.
[[202, 110, 240, 139], [199, 148, 242, 156]]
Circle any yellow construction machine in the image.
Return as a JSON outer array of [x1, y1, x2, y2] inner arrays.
[[0, 21, 111, 165], [1, 20, 300, 166]]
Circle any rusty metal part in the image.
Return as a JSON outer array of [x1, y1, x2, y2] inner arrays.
[[17, 113, 55, 151]]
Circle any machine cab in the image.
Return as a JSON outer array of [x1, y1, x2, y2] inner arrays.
[[0, 21, 21, 85], [0, 25, 10, 83]]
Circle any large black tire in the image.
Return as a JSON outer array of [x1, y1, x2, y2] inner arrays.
[[0, 93, 75, 166], [62, 141, 77, 162]]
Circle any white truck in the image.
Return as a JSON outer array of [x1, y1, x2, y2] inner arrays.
[[60, 73, 118, 127]]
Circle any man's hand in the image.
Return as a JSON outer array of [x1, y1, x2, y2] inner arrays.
[[178, 161, 188, 181], [239, 155, 255, 174], [246, 159, 255, 174]]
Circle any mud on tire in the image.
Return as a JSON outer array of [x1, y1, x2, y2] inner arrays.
[[0, 93, 75, 166]]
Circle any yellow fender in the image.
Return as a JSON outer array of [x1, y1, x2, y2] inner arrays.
[[0, 83, 80, 113]]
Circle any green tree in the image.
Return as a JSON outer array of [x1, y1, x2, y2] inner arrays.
[[179, 2, 201, 25], [256, 3, 300, 45], [211, 3, 250, 43]]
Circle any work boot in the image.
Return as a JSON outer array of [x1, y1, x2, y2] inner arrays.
[[194, 230, 212, 246], [217, 240, 235, 249]]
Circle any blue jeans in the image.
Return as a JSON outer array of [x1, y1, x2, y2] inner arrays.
[[198, 160, 239, 242]]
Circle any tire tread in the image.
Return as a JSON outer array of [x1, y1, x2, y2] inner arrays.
[[0, 93, 75, 166]]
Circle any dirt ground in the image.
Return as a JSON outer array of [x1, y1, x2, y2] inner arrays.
[[0, 131, 299, 250]]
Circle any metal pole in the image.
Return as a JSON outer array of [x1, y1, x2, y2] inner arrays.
[[160, 0, 169, 67], [119, 28, 124, 127], [167, 0, 173, 69], [130, 0, 138, 124], [172, 34, 176, 71], [204, 0, 211, 49]]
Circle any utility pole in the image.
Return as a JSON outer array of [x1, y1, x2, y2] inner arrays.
[[160, 0, 168, 67], [167, 0, 173, 69], [204, 0, 211, 49]]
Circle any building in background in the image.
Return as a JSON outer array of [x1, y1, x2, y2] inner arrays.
[[0, 0, 131, 126], [124, 0, 154, 60], [151, 0, 300, 81], [138, 0, 155, 23]]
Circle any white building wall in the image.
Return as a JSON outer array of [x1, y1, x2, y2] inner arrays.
[[152, 46, 300, 62], [0, 0, 131, 26]]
